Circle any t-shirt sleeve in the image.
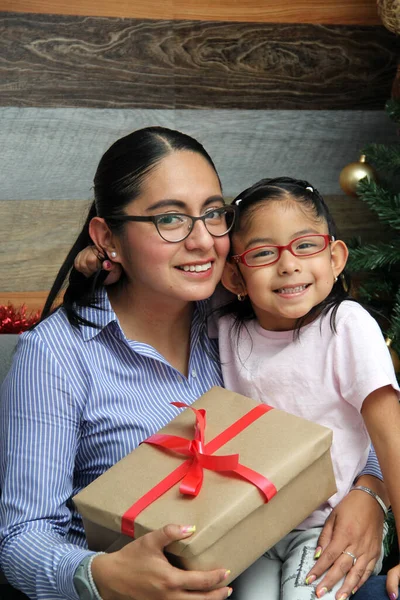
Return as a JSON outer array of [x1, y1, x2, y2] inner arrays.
[[333, 304, 400, 412]]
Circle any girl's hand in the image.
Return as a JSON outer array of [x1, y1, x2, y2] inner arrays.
[[91, 524, 232, 600], [386, 563, 400, 599], [74, 246, 122, 285], [305, 479, 385, 599]]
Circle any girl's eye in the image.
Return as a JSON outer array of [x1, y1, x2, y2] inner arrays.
[[252, 248, 275, 258], [295, 241, 318, 252]]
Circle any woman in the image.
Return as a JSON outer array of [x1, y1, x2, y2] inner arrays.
[[0, 127, 388, 600]]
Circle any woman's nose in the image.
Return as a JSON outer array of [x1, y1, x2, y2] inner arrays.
[[184, 219, 214, 251]]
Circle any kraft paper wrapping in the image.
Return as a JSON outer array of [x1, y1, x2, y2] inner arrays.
[[74, 387, 336, 584]]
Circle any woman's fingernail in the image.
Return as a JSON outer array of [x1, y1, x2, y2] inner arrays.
[[338, 594, 348, 600], [103, 260, 112, 270], [181, 525, 196, 534], [316, 588, 328, 598], [227, 587, 233, 597], [314, 547, 322, 559], [305, 575, 316, 585], [224, 570, 231, 580], [390, 594, 397, 600], [351, 587, 358, 595]]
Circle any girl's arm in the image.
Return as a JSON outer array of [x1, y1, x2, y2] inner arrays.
[[362, 385, 400, 600]]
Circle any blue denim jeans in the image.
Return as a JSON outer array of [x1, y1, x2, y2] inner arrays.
[[353, 576, 388, 599], [232, 528, 384, 600]]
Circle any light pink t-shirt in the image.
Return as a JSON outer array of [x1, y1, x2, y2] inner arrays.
[[217, 301, 400, 528]]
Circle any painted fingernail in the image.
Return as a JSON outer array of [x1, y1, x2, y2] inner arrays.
[[314, 546, 322, 559], [103, 260, 112, 270], [389, 594, 397, 600], [224, 570, 231, 580], [305, 575, 316, 585], [181, 525, 196, 534], [338, 594, 348, 600], [227, 587, 233, 597], [351, 587, 358, 595], [317, 588, 328, 598]]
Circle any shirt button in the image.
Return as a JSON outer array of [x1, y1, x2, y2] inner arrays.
[[176, 374, 183, 383], [191, 370, 197, 378]]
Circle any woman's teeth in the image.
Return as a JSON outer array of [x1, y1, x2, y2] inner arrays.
[[276, 284, 308, 294], [180, 262, 212, 272]]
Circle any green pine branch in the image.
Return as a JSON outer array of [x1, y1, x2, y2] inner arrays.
[[362, 143, 400, 175], [386, 98, 400, 125], [356, 277, 394, 304], [388, 288, 400, 346], [357, 179, 400, 229], [348, 240, 400, 271]]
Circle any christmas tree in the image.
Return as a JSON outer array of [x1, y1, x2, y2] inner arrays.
[[345, 97, 400, 379]]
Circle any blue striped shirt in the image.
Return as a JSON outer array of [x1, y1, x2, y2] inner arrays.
[[0, 290, 223, 599], [0, 289, 382, 599]]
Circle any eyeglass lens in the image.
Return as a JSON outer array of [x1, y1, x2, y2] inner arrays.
[[244, 235, 328, 266], [156, 207, 235, 242]]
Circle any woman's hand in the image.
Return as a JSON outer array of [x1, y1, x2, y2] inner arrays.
[[305, 476, 386, 599], [74, 246, 122, 285], [91, 524, 232, 600]]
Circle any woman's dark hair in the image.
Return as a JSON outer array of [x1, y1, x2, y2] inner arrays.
[[38, 126, 221, 328], [219, 176, 352, 339]]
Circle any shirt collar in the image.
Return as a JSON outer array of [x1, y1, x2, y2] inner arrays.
[[76, 288, 210, 342], [77, 287, 118, 341]]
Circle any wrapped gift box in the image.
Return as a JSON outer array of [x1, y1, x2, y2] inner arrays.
[[74, 386, 335, 585]]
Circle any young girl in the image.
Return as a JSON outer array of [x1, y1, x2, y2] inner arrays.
[[217, 177, 400, 600]]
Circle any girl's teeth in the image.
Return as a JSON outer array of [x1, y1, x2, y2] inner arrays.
[[278, 285, 307, 293], [181, 262, 212, 272]]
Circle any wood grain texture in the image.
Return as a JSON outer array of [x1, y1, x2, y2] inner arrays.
[[0, 291, 51, 312], [0, 107, 397, 200], [0, 195, 389, 293], [0, 0, 382, 25], [0, 199, 88, 292], [0, 13, 397, 110]]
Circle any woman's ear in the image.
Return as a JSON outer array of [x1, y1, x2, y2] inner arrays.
[[221, 261, 248, 297], [89, 217, 120, 262], [331, 239, 349, 279]]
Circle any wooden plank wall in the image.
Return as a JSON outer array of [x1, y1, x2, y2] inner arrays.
[[0, 1, 398, 310]]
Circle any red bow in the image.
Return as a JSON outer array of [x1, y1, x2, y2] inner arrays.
[[121, 402, 277, 537], [145, 402, 241, 496]]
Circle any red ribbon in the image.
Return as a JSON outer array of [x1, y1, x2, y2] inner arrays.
[[121, 402, 277, 537]]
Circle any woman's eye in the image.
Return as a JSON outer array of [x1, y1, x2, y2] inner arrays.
[[158, 214, 185, 227], [204, 208, 224, 221]]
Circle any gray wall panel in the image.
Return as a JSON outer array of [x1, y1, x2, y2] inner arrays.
[[0, 107, 397, 200]]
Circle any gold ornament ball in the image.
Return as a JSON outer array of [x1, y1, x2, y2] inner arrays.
[[339, 155, 376, 197]]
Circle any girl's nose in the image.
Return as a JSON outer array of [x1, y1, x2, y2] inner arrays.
[[184, 219, 214, 251], [277, 249, 301, 275]]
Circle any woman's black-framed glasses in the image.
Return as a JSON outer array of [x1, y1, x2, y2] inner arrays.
[[232, 234, 334, 268], [106, 205, 236, 243]]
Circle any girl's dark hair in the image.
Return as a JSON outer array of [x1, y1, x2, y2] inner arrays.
[[38, 126, 221, 328], [219, 176, 352, 338]]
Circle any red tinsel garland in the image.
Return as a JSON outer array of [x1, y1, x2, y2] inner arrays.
[[0, 303, 41, 334]]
